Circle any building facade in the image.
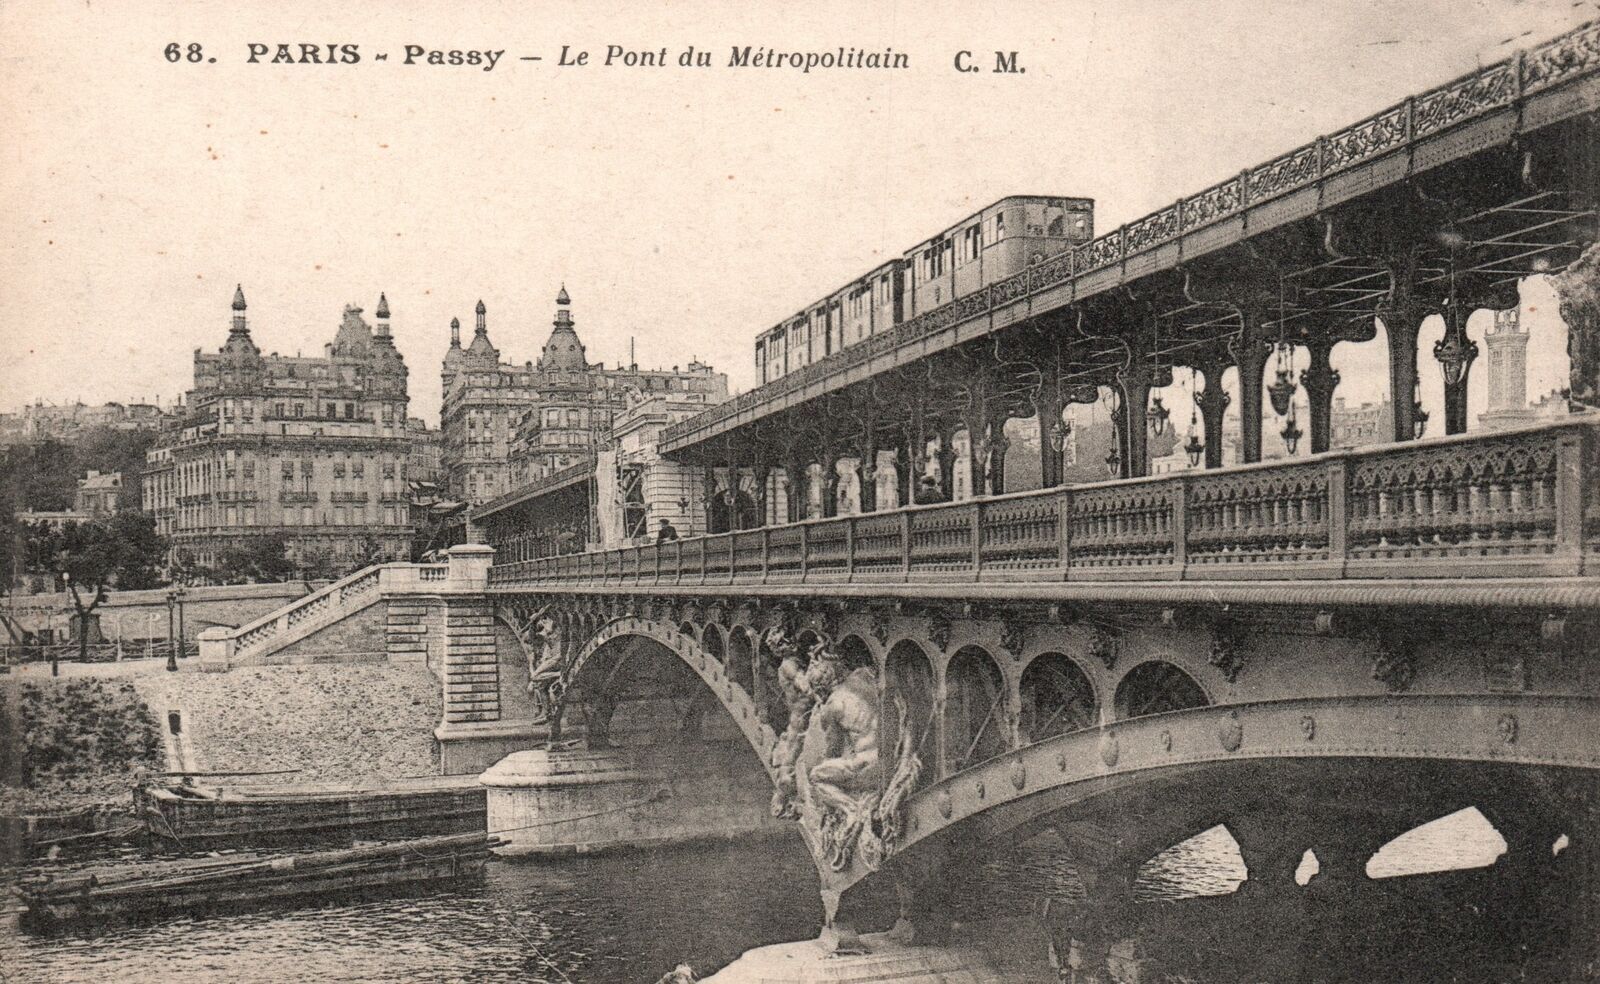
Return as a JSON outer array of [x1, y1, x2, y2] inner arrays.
[[73, 471, 123, 518], [143, 446, 176, 537], [440, 288, 728, 507], [145, 287, 414, 573]]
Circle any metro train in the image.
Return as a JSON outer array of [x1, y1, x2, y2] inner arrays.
[[755, 195, 1095, 384]]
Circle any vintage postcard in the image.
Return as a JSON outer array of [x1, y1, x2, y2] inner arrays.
[[1, 1, 1597, 981]]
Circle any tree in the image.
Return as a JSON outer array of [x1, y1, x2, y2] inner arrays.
[[106, 513, 165, 589], [214, 534, 295, 584], [53, 522, 118, 676]]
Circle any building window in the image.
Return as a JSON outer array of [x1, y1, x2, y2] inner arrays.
[[352, 462, 363, 479], [344, 402, 355, 419]]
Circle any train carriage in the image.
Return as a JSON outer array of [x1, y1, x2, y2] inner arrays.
[[755, 195, 1092, 384], [904, 196, 1094, 318]]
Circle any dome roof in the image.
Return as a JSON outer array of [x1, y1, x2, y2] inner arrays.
[[539, 325, 586, 372]]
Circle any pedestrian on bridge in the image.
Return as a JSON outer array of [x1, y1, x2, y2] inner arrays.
[[656, 518, 679, 543]]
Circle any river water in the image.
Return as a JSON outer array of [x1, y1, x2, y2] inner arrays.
[[0, 810, 1518, 983]]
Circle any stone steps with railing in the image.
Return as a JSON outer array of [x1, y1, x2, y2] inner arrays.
[[198, 560, 456, 670]]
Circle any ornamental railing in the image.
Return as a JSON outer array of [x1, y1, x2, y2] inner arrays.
[[661, 20, 1600, 451], [489, 417, 1598, 588]]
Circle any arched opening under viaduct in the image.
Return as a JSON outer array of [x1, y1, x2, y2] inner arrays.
[[943, 645, 1009, 774], [1019, 652, 1096, 743], [1113, 660, 1208, 720], [882, 640, 937, 790]]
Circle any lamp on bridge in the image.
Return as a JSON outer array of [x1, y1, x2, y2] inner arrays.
[[1148, 395, 1169, 436], [1102, 386, 1122, 476], [1184, 367, 1204, 468], [1047, 415, 1072, 452], [1268, 341, 1298, 417], [1434, 314, 1478, 386], [1281, 406, 1303, 455], [165, 586, 187, 673]]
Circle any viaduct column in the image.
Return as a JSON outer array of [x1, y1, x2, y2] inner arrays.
[[895, 436, 915, 508], [936, 425, 958, 500], [1115, 365, 1152, 479], [1033, 378, 1064, 489], [1193, 354, 1231, 469], [1301, 338, 1340, 454], [987, 410, 1011, 495]]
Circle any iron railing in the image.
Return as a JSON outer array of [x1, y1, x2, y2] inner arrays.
[[490, 417, 1598, 587]]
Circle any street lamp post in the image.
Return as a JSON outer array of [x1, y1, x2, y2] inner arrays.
[[166, 589, 179, 672]]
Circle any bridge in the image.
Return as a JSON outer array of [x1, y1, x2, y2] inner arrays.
[[199, 22, 1600, 982]]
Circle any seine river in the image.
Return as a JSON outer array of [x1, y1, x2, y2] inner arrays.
[[1, 810, 1517, 983]]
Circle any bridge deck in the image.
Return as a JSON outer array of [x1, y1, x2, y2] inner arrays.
[[489, 417, 1599, 602]]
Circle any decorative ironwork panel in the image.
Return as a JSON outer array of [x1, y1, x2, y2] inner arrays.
[[1183, 178, 1242, 228], [1249, 145, 1321, 200], [1186, 462, 1331, 568], [1079, 230, 1123, 271], [979, 497, 1061, 568], [1414, 65, 1517, 136], [1323, 105, 1407, 171], [1068, 485, 1175, 569], [1030, 250, 1074, 294], [1348, 432, 1561, 563], [1124, 206, 1180, 254], [1523, 20, 1600, 93]]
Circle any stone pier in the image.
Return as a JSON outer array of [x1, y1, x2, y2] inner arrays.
[[480, 741, 788, 855]]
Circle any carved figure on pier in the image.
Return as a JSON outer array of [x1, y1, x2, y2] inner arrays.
[[516, 605, 566, 723], [765, 627, 815, 818]]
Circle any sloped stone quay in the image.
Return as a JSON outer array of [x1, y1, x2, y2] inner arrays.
[[132, 663, 441, 782]]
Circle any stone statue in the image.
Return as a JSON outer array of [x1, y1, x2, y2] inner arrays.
[[518, 606, 565, 723], [765, 627, 814, 819], [765, 632, 924, 873], [797, 643, 927, 873]]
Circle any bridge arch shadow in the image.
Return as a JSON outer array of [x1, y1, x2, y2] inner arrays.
[[944, 645, 1010, 775], [1019, 652, 1098, 744], [1114, 659, 1210, 721], [560, 618, 780, 779]]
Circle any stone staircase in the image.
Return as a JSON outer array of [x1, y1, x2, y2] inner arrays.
[[200, 562, 449, 670]]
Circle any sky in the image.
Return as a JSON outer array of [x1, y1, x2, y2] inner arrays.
[[0, 0, 1590, 428]]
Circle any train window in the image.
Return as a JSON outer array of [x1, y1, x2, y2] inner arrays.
[[994, 210, 1007, 241]]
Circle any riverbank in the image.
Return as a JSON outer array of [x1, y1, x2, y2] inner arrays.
[[0, 675, 163, 817], [2, 660, 443, 822], [129, 663, 441, 784]]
